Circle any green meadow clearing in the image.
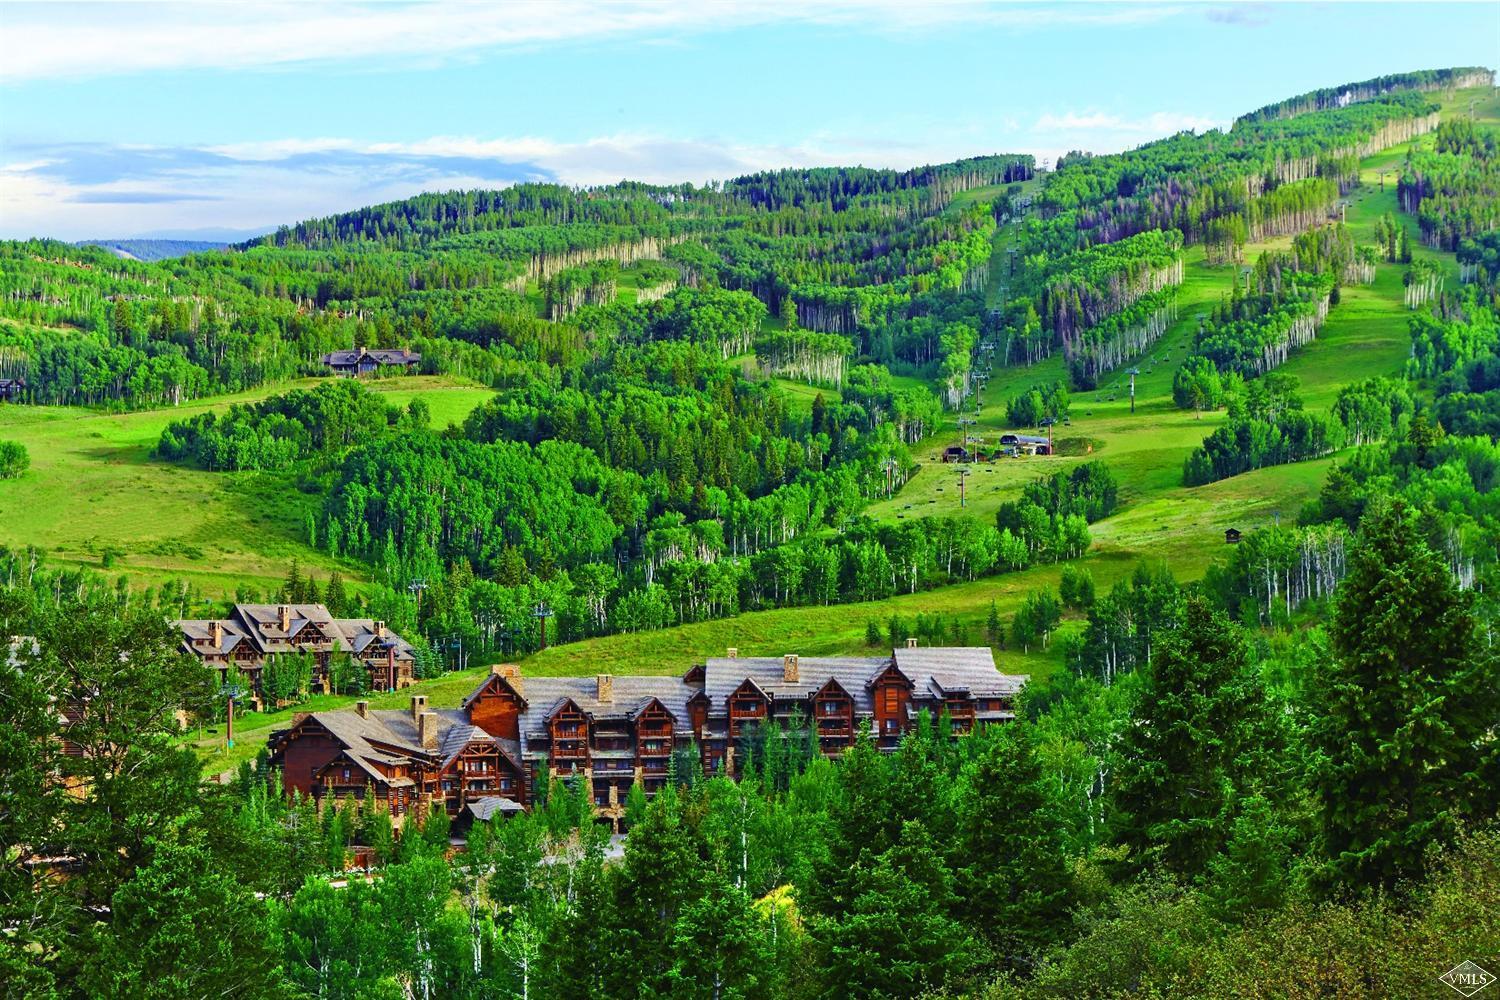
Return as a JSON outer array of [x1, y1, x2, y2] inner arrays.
[[0, 375, 495, 592]]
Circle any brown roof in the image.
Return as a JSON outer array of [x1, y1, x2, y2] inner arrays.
[[173, 605, 416, 662], [280, 707, 521, 787]]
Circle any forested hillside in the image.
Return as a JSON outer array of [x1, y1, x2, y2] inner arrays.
[[2, 64, 1499, 999]]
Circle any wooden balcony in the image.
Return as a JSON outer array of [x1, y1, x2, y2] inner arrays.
[[550, 741, 589, 760]]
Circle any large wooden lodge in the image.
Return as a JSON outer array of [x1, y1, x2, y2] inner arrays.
[[175, 603, 417, 706], [266, 644, 1026, 830]]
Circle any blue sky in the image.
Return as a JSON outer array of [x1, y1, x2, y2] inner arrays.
[[1, 1, 1496, 240]]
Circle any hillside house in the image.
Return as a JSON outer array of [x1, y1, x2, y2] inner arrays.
[[0, 377, 25, 401], [320, 347, 421, 376], [175, 604, 417, 705]]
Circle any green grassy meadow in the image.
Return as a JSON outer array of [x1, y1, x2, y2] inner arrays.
[[0, 375, 494, 592]]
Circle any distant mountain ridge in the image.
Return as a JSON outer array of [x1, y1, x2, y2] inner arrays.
[[75, 238, 230, 262]]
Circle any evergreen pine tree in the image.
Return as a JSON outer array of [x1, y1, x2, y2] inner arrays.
[[814, 820, 977, 999], [667, 871, 768, 999], [607, 785, 709, 996], [325, 571, 348, 616], [1312, 497, 1495, 891], [956, 723, 1073, 964], [283, 559, 304, 604], [624, 780, 649, 831], [986, 599, 1003, 646], [1111, 595, 1282, 877], [1202, 794, 1296, 921]]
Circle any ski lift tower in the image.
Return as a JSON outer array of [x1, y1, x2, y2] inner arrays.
[[957, 415, 978, 455], [1126, 367, 1142, 415], [220, 678, 245, 749], [532, 601, 555, 651]]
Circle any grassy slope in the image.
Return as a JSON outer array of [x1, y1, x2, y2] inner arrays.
[[161, 85, 1497, 772], [0, 375, 494, 593]]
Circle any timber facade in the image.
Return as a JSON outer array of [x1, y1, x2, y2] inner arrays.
[[266, 645, 1025, 830], [175, 604, 417, 706]]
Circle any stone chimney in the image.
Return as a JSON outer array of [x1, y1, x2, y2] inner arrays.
[[418, 711, 439, 749], [374, 620, 386, 638], [905, 637, 918, 648], [355, 700, 369, 718], [278, 605, 291, 632], [493, 663, 523, 694], [783, 654, 799, 683], [410, 694, 428, 721], [210, 620, 223, 646], [596, 674, 614, 704], [727, 646, 738, 659]]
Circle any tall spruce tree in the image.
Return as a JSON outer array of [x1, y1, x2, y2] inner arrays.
[[956, 723, 1073, 964], [606, 785, 710, 996], [1110, 594, 1282, 877], [1312, 497, 1495, 892], [814, 820, 977, 1000]]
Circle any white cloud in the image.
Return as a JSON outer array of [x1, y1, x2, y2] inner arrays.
[[0, 130, 988, 238], [0, 1, 1184, 83], [1024, 108, 1226, 164], [1034, 110, 1222, 135], [0, 94, 1223, 238]]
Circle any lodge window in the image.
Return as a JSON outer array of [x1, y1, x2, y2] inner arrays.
[[883, 688, 901, 712], [732, 697, 762, 714]]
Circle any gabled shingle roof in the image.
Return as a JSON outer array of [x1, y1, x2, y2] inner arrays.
[[466, 796, 525, 822], [174, 606, 418, 666], [436, 722, 523, 771], [461, 671, 527, 710], [321, 348, 421, 366], [336, 619, 416, 661], [229, 603, 347, 654], [516, 675, 698, 747], [893, 647, 1027, 701], [175, 618, 254, 656], [700, 648, 1026, 717], [280, 705, 526, 786], [703, 655, 892, 714]]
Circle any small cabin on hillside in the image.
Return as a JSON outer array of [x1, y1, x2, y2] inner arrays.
[[0, 377, 25, 402], [1224, 527, 1243, 544], [320, 347, 421, 377]]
